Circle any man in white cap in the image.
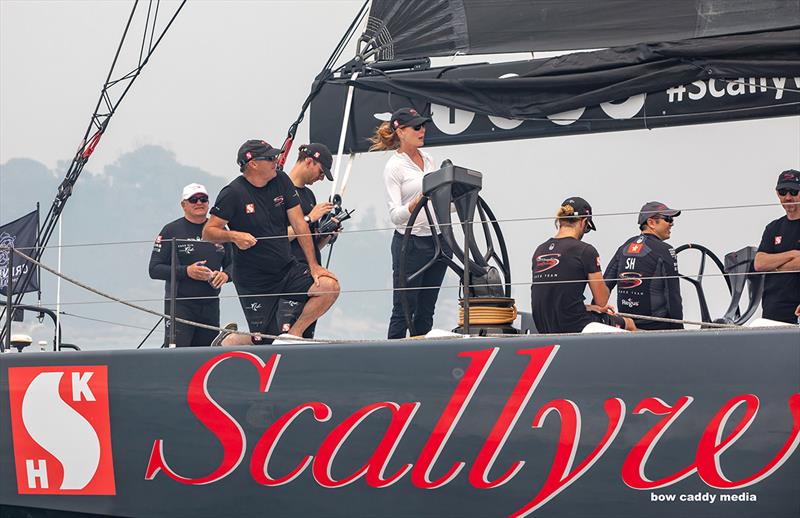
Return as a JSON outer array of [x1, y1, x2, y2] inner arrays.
[[149, 183, 233, 346]]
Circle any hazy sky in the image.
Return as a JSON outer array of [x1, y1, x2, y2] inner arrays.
[[2, 0, 799, 344]]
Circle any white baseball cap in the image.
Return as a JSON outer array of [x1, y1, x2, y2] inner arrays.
[[181, 183, 208, 200]]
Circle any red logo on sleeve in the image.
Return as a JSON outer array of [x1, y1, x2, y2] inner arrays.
[[596, 256, 602, 267], [7, 366, 115, 495], [774, 236, 782, 245], [246, 203, 255, 214]]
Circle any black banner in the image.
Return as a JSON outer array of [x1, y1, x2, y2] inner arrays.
[[310, 70, 800, 154], [1, 328, 798, 517], [0, 210, 39, 296]]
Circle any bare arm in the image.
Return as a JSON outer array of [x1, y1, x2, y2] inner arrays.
[[287, 205, 338, 284], [588, 272, 611, 307], [776, 254, 800, 271], [754, 250, 800, 272], [202, 215, 256, 250]]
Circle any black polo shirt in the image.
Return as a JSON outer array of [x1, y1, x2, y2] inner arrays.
[[210, 172, 300, 285], [290, 185, 322, 265], [757, 216, 800, 323]]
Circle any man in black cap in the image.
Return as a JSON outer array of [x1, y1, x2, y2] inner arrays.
[[754, 169, 800, 324], [604, 201, 684, 330], [203, 140, 340, 345], [531, 197, 634, 333], [278, 143, 338, 337]]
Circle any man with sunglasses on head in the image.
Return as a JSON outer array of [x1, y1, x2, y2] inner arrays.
[[754, 169, 800, 324], [203, 140, 340, 345], [149, 183, 233, 346], [604, 202, 684, 330]]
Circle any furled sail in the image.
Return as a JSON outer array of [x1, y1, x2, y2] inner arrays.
[[362, 0, 800, 60]]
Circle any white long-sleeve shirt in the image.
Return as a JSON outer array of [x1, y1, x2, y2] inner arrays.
[[383, 149, 439, 236]]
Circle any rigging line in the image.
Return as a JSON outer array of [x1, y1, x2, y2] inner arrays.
[[58, 311, 154, 331], [27, 201, 799, 250], [1, 5, 188, 347], [7, 246, 454, 345], [21, 258, 799, 308], [139, 0, 153, 66], [537, 102, 800, 123], [614, 311, 738, 329]]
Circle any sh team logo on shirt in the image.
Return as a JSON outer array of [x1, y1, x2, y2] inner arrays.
[[7, 366, 116, 495]]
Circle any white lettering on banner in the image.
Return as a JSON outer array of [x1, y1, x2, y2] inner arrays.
[[546, 107, 587, 126], [487, 74, 525, 130], [600, 94, 646, 119], [428, 76, 797, 136], [431, 104, 474, 135], [26, 459, 49, 489], [670, 77, 795, 103]]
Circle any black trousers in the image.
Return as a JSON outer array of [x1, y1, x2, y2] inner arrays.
[[163, 299, 220, 347], [388, 232, 451, 339]]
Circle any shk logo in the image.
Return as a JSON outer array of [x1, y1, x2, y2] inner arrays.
[[8, 366, 115, 495]]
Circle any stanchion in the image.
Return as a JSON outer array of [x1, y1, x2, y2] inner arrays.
[[4, 247, 13, 352], [168, 238, 177, 348]]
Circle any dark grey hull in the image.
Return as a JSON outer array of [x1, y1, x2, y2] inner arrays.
[[1, 328, 798, 517]]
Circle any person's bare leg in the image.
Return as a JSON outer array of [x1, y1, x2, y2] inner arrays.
[[288, 277, 340, 337], [221, 333, 253, 346], [623, 317, 637, 331]]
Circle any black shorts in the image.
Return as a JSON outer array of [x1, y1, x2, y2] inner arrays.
[[163, 300, 220, 347], [588, 312, 626, 329], [235, 261, 314, 344]]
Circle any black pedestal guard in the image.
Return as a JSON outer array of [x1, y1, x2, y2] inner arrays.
[[675, 243, 764, 325], [398, 162, 512, 335]]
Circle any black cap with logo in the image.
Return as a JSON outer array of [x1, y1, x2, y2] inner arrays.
[[776, 169, 800, 190], [637, 201, 681, 226], [300, 143, 333, 180], [237, 139, 281, 172], [390, 107, 431, 132], [561, 196, 596, 231]]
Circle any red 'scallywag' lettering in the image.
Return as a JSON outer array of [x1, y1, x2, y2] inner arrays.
[[144, 346, 800, 515], [145, 351, 280, 484]]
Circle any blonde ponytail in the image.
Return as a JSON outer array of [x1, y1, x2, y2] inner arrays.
[[368, 121, 399, 151], [554, 204, 577, 228]]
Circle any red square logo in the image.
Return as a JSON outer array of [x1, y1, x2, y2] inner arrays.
[[246, 203, 255, 214], [627, 243, 643, 254], [7, 366, 116, 495], [774, 236, 782, 245]]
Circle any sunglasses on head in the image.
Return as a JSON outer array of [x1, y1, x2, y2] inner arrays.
[[187, 195, 208, 204], [777, 188, 799, 196]]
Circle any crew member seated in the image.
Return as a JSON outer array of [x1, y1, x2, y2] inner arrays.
[[531, 197, 635, 333], [604, 201, 683, 330]]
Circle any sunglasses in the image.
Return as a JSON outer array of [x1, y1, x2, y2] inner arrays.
[[402, 124, 426, 131], [653, 215, 674, 223], [777, 188, 799, 196], [186, 195, 208, 204], [252, 156, 276, 163]]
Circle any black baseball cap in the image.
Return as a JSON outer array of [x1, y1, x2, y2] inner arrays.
[[237, 139, 281, 172], [300, 143, 333, 180], [390, 107, 431, 132], [776, 169, 800, 190], [561, 196, 596, 231], [637, 201, 681, 226]]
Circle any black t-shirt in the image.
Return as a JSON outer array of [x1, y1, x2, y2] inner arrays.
[[148, 217, 233, 300], [757, 216, 800, 323], [605, 233, 683, 330], [210, 173, 300, 285], [290, 186, 322, 265], [531, 237, 602, 333]]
